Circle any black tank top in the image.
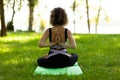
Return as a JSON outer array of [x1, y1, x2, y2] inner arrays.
[[48, 28, 68, 54], [49, 28, 67, 42]]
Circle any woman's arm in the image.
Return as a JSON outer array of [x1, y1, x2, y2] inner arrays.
[[38, 29, 56, 48], [59, 29, 76, 49]]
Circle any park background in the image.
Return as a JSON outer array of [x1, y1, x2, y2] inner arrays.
[[0, 0, 120, 80], [0, 0, 120, 34]]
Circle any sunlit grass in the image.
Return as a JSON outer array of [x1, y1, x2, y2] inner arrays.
[[0, 32, 39, 42], [0, 32, 120, 80]]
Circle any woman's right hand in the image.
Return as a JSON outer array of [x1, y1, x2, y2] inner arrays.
[[55, 36, 61, 44]]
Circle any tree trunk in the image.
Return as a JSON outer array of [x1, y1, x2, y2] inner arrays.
[[95, 0, 101, 33], [7, 0, 15, 31], [0, 0, 7, 36], [95, 8, 101, 34], [86, 0, 90, 33], [73, 0, 76, 33], [11, 0, 15, 22], [28, 6, 34, 31]]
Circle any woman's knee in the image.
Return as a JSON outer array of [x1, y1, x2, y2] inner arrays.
[[37, 57, 47, 66], [71, 53, 78, 60]]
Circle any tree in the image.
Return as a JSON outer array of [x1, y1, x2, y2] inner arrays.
[[0, 0, 7, 36], [73, 0, 76, 33], [6, 0, 22, 31], [86, 0, 108, 33], [28, 0, 38, 31], [7, 0, 15, 31], [85, 0, 90, 33], [71, 0, 80, 33], [95, 0, 102, 33]]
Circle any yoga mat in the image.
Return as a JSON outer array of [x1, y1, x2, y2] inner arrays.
[[33, 63, 83, 75]]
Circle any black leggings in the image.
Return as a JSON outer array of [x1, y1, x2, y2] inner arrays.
[[37, 54, 78, 68]]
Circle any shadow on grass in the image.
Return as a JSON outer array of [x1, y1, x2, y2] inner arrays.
[[0, 35, 50, 80], [0, 33, 120, 80]]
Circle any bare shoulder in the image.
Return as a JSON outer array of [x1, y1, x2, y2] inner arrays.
[[41, 28, 50, 38], [66, 28, 72, 35], [43, 28, 50, 34], [45, 28, 49, 32]]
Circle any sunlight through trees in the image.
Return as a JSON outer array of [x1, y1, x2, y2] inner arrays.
[[0, 0, 120, 36]]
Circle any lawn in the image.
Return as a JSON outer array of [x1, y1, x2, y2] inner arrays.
[[0, 32, 120, 80]]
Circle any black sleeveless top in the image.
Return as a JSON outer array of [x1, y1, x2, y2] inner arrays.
[[49, 28, 67, 42], [48, 28, 68, 55]]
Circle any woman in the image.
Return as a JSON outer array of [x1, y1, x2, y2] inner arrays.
[[37, 7, 78, 68]]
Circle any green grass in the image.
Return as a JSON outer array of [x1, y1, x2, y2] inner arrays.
[[0, 32, 120, 80]]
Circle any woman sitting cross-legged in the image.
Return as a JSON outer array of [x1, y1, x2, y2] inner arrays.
[[37, 7, 78, 68]]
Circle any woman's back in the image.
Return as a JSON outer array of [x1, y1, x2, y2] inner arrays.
[[50, 26, 67, 43], [49, 26, 67, 50]]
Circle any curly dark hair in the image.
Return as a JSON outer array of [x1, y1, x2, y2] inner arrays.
[[50, 7, 68, 26]]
